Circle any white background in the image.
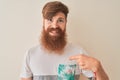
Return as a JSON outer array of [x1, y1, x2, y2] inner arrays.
[[0, 0, 120, 80]]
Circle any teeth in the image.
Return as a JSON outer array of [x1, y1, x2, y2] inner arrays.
[[52, 31, 57, 33], [49, 31, 58, 36]]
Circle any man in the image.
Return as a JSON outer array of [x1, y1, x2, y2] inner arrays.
[[20, 1, 109, 80]]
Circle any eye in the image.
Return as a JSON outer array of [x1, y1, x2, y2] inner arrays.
[[48, 18, 52, 22], [58, 19, 64, 23], [46, 18, 53, 24]]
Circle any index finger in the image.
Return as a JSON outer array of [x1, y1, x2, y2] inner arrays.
[[69, 54, 83, 60]]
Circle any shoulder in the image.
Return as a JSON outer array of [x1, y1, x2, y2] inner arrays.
[[65, 42, 88, 55], [25, 44, 43, 57], [28, 45, 40, 53]]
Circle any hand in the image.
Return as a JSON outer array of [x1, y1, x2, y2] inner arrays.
[[69, 54, 109, 80], [69, 54, 100, 72]]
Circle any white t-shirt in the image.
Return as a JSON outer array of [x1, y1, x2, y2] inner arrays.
[[20, 43, 94, 80]]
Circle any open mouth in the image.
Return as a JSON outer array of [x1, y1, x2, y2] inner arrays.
[[49, 30, 59, 36]]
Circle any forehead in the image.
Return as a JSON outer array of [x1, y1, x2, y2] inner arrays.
[[50, 12, 66, 19]]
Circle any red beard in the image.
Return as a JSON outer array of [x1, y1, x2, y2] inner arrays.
[[41, 26, 67, 54]]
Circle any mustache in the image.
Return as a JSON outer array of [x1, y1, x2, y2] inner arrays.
[[47, 27, 62, 33]]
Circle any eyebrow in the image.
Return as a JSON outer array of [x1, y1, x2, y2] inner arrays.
[[58, 17, 65, 20]]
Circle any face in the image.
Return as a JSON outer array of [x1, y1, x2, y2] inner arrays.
[[43, 12, 67, 37], [41, 12, 67, 53]]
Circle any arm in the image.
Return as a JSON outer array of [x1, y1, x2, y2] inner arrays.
[[20, 50, 33, 80], [69, 54, 109, 80], [94, 61, 109, 80], [20, 77, 32, 80]]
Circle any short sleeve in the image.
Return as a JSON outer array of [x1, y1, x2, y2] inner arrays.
[[80, 48, 95, 78], [20, 50, 33, 78], [80, 48, 88, 55]]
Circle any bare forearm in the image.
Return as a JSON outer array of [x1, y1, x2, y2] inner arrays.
[[95, 63, 109, 80], [20, 77, 32, 80], [69, 54, 109, 80]]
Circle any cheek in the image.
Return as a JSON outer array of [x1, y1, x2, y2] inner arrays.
[[43, 19, 52, 31], [44, 26, 48, 31], [60, 24, 66, 31], [44, 23, 50, 31]]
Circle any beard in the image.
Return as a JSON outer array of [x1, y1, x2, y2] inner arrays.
[[41, 26, 67, 54]]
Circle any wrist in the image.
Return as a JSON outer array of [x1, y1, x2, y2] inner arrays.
[[94, 62, 109, 80], [93, 60, 101, 73]]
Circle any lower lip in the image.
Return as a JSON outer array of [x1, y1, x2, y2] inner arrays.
[[49, 31, 58, 36]]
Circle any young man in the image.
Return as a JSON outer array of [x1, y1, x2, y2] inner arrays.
[[20, 1, 109, 80]]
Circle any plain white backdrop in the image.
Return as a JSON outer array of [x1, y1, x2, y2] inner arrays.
[[0, 0, 120, 80]]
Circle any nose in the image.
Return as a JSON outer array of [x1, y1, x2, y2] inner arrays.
[[51, 21, 58, 28]]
